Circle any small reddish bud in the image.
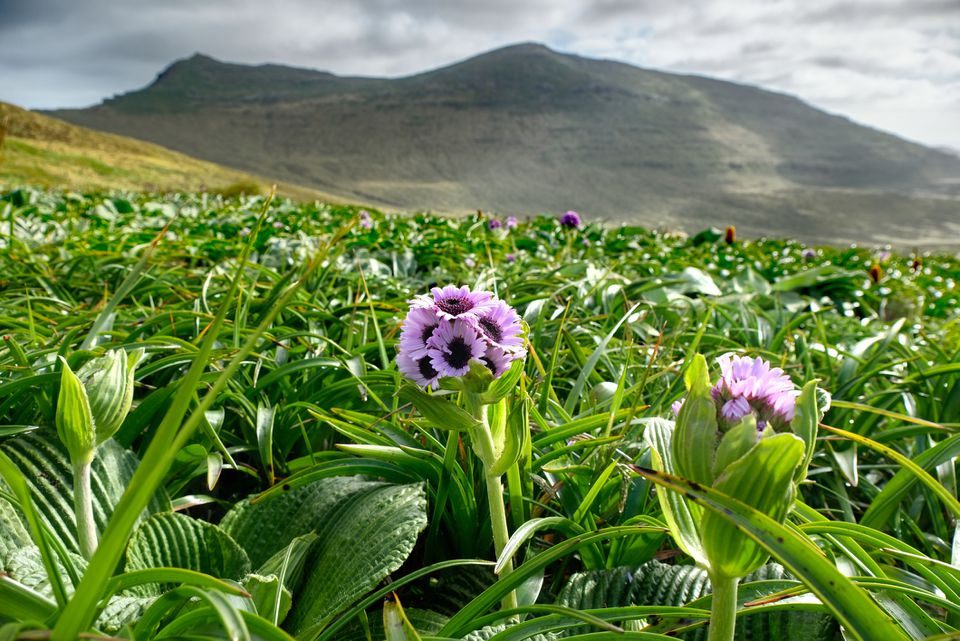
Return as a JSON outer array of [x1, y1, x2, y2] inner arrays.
[[869, 264, 882, 283], [724, 225, 736, 244]]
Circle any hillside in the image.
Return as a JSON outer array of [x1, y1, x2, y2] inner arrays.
[[47, 44, 960, 244], [0, 102, 342, 201]]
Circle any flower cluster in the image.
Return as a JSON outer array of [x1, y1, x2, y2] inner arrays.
[[673, 353, 799, 429], [559, 210, 581, 229], [358, 210, 373, 229], [398, 285, 526, 388]]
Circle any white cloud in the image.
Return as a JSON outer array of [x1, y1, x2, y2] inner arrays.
[[1, 0, 958, 148]]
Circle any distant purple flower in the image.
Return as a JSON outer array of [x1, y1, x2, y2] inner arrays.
[[560, 210, 582, 229], [877, 250, 891, 263], [671, 399, 685, 416], [397, 284, 526, 387], [505, 216, 518, 229], [239, 227, 251, 237], [465, 257, 477, 268], [488, 218, 502, 230], [711, 353, 799, 428], [506, 253, 516, 263], [358, 209, 373, 229], [470, 299, 525, 355], [802, 248, 816, 260], [581, 238, 590, 247], [272, 221, 284, 229], [427, 319, 487, 377], [397, 353, 441, 389], [410, 285, 493, 321]]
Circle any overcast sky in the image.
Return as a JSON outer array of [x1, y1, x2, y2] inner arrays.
[[2, 0, 958, 150]]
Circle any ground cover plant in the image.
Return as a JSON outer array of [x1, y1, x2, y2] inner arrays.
[[0, 187, 958, 640]]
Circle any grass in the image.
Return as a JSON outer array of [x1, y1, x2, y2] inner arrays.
[[0, 102, 352, 202], [0, 187, 957, 640]]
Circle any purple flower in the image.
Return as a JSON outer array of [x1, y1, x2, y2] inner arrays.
[[711, 353, 799, 428], [399, 307, 440, 359], [272, 221, 284, 229], [465, 257, 477, 268], [506, 253, 516, 263], [480, 346, 512, 377], [427, 319, 487, 377], [470, 299, 525, 355], [397, 353, 441, 389], [239, 227, 251, 237], [410, 285, 493, 321], [671, 399, 685, 416], [397, 284, 527, 388], [505, 216, 518, 229], [559, 210, 582, 229], [358, 209, 373, 229], [488, 218, 502, 230], [802, 248, 816, 260]]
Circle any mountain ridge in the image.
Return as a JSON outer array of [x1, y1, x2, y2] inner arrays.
[[46, 43, 960, 244]]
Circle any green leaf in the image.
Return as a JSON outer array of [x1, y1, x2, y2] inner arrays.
[[557, 560, 838, 641], [0, 431, 170, 558], [633, 466, 912, 641], [703, 434, 804, 579], [256, 405, 276, 484], [286, 482, 427, 637], [398, 385, 480, 431], [643, 418, 707, 566], [672, 354, 717, 486], [384, 594, 424, 641], [244, 573, 292, 625], [789, 381, 820, 482], [713, 415, 761, 478], [125, 512, 251, 594], [221, 476, 382, 569]]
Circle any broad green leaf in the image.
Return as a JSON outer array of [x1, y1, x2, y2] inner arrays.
[[713, 415, 761, 478], [286, 482, 427, 637], [125, 512, 251, 594], [221, 476, 381, 569], [703, 434, 804, 579], [0, 431, 170, 557]]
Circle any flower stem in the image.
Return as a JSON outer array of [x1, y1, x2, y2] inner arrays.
[[708, 573, 739, 641], [466, 396, 519, 614], [73, 458, 97, 560]]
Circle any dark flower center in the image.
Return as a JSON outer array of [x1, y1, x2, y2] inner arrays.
[[444, 337, 472, 369], [478, 317, 503, 343], [437, 297, 471, 316], [420, 323, 438, 344], [481, 355, 498, 375], [417, 356, 438, 380]]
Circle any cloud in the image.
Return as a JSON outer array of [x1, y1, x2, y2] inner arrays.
[[0, 0, 957, 148]]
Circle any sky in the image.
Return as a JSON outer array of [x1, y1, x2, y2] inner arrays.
[[2, 0, 959, 150]]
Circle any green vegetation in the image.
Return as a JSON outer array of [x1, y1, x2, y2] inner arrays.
[[0, 187, 959, 640]]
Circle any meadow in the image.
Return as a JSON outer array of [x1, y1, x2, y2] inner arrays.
[[0, 187, 958, 641]]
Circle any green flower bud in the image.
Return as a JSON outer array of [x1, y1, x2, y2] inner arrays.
[[75, 348, 144, 445], [56, 358, 96, 465]]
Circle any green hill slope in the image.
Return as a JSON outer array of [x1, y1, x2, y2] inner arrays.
[[0, 102, 342, 201], [46, 44, 960, 244]]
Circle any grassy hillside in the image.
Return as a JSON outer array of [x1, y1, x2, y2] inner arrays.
[[0, 102, 343, 201], [48, 44, 960, 245]]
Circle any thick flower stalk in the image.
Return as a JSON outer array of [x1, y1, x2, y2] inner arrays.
[[654, 353, 822, 641], [398, 285, 526, 614], [55, 348, 143, 559]]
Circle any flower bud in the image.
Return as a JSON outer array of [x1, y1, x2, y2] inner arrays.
[[75, 348, 144, 446], [56, 358, 96, 465]]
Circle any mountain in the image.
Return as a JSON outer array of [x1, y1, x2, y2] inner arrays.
[[0, 102, 343, 201], [46, 44, 960, 245]]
